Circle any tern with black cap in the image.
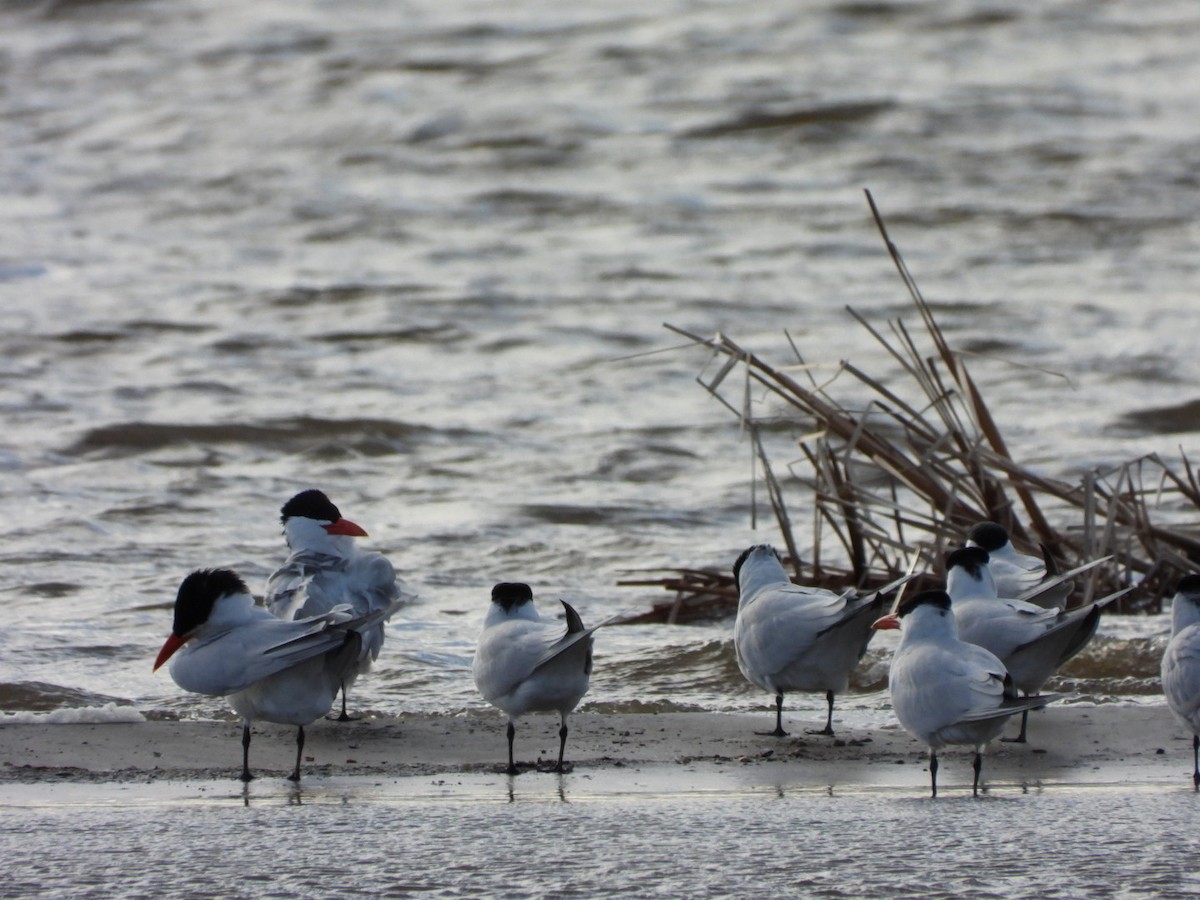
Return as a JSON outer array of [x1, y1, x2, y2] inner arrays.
[[155, 567, 401, 781], [873, 589, 1054, 797], [473, 582, 609, 774], [265, 488, 412, 720]]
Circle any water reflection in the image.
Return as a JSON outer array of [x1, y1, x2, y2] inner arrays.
[[9, 779, 1200, 898], [506, 771, 571, 804]]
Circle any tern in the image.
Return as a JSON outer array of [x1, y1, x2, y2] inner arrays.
[[945, 545, 1106, 742], [1161, 574, 1200, 789], [154, 568, 401, 781], [472, 582, 604, 775], [967, 520, 1070, 609], [732, 544, 889, 738], [265, 489, 410, 720], [873, 590, 1052, 797]]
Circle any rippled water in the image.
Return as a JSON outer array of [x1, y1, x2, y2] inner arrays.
[[3, 0, 1200, 726], [4, 776, 1200, 899]]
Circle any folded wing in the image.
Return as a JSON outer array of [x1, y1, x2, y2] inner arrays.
[[171, 601, 401, 696]]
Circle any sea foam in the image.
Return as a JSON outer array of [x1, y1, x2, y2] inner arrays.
[[0, 703, 147, 724]]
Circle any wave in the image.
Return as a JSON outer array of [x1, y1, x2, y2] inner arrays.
[[1116, 398, 1200, 435], [316, 324, 468, 346], [63, 416, 484, 458], [470, 189, 618, 218], [257, 283, 433, 308], [0, 681, 135, 713], [684, 100, 894, 139], [517, 503, 712, 527], [1, 703, 146, 724]]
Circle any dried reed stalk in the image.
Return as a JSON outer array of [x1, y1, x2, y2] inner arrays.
[[620, 191, 1200, 622]]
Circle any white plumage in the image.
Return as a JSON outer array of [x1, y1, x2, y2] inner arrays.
[[155, 568, 400, 781], [265, 489, 411, 720], [966, 520, 1069, 609], [873, 590, 1051, 797], [946, 545, 1103, 742], [1161, 574, 1200, 788], [733, 544, 887, 737], [472, 582, 601, 774]]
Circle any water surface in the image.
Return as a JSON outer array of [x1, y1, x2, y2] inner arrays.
[[3, 774, 1198, 898], [3, 0, 1198, 723]]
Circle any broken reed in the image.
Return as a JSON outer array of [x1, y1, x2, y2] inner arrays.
[[619, 191, 1200, 623]]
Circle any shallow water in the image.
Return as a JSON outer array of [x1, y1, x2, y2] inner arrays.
[[3, 774, 1200, 899], [2, 0, 1200, 724], [11, 2, 1200, 896]]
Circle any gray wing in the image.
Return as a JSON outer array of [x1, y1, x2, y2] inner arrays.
[[530, 601, 616, 673], [170, 607, 362, 696], [264, 552, 344, 620], [1016, 556, 1113, 609], [959, 691, 1057, 723], [265, 598, 403, 662]]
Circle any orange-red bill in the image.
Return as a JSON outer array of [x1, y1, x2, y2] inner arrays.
[[323, 517, 368, 537], [871, 613, 900, 631], [154, 633, 186, 671]]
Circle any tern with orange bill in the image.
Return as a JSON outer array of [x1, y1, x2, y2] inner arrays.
[[265, 489, 412, 720], [154, 567, 401, 781]]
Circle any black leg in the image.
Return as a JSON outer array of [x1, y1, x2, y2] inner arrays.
[[328, 683, 353, 722], [240, 723, 254, 782], [554, 717, 569, 773], [806, 690, 836, 736], [1192, 734, 1199, 791], [1002, 708, 1029, 743], [756, 693, 788, 737], [288, 725, 305, 782], [506, 721, 518, 775], [929, 749, 938, 799], [972, 751, 983, 797]]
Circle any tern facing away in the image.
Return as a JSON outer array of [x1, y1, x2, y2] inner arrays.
[[1161, 574, 1200, 789], [873, 590, 1053, 797], [733, 544, 888, 738], [265, 489, 410, 721], [472, 582, 605, 775], [945, 546, 1105, 742], [154, 568, 402, 781], [966, 520, 1069, 610]]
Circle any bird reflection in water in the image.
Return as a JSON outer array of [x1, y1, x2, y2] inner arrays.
[[506, 771, 570, 804]]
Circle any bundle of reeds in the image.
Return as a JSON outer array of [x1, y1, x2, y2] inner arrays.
[[619, 191, 1200, 624]]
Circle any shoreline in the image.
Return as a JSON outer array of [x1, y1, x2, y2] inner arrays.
[[0, 705, 1191, 789]]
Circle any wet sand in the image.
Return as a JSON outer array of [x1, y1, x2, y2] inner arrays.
[[0, 706, 1189, 790], [6, 706, 1198, 900]]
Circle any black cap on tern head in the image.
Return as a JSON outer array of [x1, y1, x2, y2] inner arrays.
[[1176, 574, 1200, 596], [897, 589, 952, 618], [172, 568, 248, 637], [732, 544, 779, 589], [968, 521, 1010, 552], [491, 582, 534, 612], [946, 545, 990, 575], [280, 489, 342, 524]]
